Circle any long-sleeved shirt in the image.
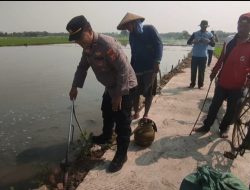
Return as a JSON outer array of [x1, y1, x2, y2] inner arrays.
[[212, 34, 250, 90], [129, 25, 163, 73], [187, 30, 214, 57], [72, 32, 137, 99]]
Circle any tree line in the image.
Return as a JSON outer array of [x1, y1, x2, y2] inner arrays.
[[0, 31, 67, 37], [0, 30, 235, 43], [104, 30, 235, 43]]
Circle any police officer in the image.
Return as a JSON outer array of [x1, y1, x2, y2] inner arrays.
[[66, 15, 137, 172]]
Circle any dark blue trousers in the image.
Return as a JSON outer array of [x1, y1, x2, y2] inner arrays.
[[207, 50, 213, 66], [204, 85, 243, 131], [190, 56, 207, 87]]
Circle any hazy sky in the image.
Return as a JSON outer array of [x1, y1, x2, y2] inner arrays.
[[0, 1, 249, 34]]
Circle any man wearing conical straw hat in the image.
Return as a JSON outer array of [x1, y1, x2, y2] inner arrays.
[[117, 12, 163, 120]]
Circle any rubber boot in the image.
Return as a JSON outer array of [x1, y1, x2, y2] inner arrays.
[[107, 141, 129, 173]]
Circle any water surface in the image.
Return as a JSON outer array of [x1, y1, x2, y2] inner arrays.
[[0, 44, 191, 188]]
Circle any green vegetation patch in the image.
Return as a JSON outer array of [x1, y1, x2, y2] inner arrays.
[[0, 36, 69, 46], [214, 46, 222, 58]]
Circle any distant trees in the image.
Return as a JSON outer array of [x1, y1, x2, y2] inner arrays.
[[159, 30, 236, 44], [181, 30, 191, 39], [213, 30, 235, 43], [0, 32, 8, 37], [120, 30, 129, 37], [0, 30, 236, 44], [159, 30, 191, 40], [0, 31, 67, 37]]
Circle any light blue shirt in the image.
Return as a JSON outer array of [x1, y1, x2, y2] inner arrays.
[[191, 30, 213, 57]]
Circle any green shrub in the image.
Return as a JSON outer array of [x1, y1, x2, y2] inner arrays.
[[214, 47, 222, 58]]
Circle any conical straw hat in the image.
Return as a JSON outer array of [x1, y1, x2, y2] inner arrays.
[[117, 12, 145, 30]]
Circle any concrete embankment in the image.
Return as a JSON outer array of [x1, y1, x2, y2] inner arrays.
[[76, 56, 250, 190]]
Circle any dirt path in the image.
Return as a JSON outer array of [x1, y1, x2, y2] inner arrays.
[[76, 57, 250, 190]]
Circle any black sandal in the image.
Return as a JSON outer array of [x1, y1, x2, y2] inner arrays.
[[194, 125, 210, 133], [219, 129, 229, 138]]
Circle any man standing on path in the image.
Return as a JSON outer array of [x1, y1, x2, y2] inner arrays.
[[207, 31, 219, 67], [194, 13, 250, 138], [117, 12, 163, 119], [67, 15, 137, 172], [187, 20, 215, 89]]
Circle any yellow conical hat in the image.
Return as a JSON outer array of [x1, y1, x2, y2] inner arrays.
[[117, 12, 145, 30]]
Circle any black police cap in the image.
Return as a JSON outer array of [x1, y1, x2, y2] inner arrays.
[[66, 15, 89, 41]]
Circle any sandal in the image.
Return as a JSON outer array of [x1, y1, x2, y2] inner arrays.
[[224, 151, 237, 160], [219, 129, 229, 138], [194, 125, 210, 133]]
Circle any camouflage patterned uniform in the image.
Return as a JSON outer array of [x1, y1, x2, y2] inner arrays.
[[72, 32, 137, 165]]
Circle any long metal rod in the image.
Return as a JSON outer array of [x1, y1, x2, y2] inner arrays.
[[189, 80, 213, 135], [66, 100, 74, 162], [72, 100, 84, 135], [159, 69, 162, 82], [63, 99, 86, 189], [63, 100, 75, 190]]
